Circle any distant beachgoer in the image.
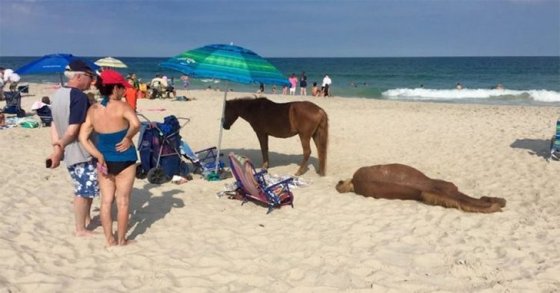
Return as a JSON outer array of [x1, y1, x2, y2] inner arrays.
[[300, 72, 307, 96], [456, 82, 463, 90], [127, 73, 139, 89], [181, 75, 190, 89], [289, 73, 297, 95], [150, 74, 164, 89], [322, 74, 332, 97], [79, 69, 140, 247], [312, 82, 320, 97], [41, 96, 51, 105], [272, 85, 277, 94], [138, 81, 148, 99], [2, 68, 21, 92], [32, 96, 53, 127], [257, 82, 265, 94], [47, 60, 99, 237], [496, 83, 504, 90], [124, 73, 139, 110], [124, 85, 138, 111], [0, 67, 5, 100], [282, 85, 288, 95], [163, 76, 176, 98]]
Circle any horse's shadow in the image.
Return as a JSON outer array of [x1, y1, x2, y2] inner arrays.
[[222, 148, 319, 170], [510, 138, 552, 159], [126, 186, 185, 240]]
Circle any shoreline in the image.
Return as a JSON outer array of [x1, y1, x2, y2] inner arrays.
[[1, 83, 560, 291], [14, 82, 560, 108]]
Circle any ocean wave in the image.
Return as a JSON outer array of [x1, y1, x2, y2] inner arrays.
[[382, 88, 560, 102], [200, 79, 221, 83]]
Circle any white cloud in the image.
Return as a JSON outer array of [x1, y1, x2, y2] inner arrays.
[[10, 3, 35, 16]]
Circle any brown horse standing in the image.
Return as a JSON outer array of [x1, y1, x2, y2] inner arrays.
[[223, 97, 328, 176]]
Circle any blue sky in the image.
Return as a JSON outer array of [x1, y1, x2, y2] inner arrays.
[[0, 0, 558, 57]]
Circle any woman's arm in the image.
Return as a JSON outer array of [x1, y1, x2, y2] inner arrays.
[[115, 104, 141, 152], [78, 110, 104, 163]]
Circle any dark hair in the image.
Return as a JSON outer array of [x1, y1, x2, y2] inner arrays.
[[95, 76, 124, 96], [41, 96, 51, 104]]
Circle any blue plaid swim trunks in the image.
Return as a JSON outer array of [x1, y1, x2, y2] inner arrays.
[[67, 161, 99, 198]]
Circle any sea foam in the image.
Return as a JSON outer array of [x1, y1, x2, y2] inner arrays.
[[382, 88, 560, 102]]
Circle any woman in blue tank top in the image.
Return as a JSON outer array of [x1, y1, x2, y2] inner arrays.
[[79, 69, 140, 247]]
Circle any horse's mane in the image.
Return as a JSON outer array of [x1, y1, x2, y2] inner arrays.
[[228, 96, 269, 104]]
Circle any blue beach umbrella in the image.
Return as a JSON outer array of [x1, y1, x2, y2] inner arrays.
[[161, 43, 289, 179], [15, 53, 99, 84]]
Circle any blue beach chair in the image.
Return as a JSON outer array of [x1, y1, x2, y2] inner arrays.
[[180, 142, 224, 176]]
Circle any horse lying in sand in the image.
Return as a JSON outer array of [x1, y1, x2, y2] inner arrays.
[[336, 164, 506, 213], [223, 97, 328, 176]]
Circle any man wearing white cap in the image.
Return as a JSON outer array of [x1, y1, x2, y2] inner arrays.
[[46, 59, 99, 237]]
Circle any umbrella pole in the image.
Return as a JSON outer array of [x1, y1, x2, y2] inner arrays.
[[211, 81, 229, 179], [59, 73, 64, 86]]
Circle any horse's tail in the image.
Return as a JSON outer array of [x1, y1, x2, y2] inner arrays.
[[314, 110, 329, 176]]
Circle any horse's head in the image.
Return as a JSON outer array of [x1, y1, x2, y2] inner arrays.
[[335, 179, 354, 193], [222, 100, 240, 130]]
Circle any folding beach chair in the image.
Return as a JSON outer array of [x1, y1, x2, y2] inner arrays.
[[180, 142, 224, 176], [228, 152, 294, 214], [2, 90, 25, 117], [551, 118, 560, 160]]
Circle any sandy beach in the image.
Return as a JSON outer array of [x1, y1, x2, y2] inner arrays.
[[1, 83, 559, 292]]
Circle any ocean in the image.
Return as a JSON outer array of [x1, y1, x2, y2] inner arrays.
[[1, 56, 559, 105]]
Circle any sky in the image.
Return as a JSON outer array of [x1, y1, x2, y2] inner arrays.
[[0, 0, 558, 58]]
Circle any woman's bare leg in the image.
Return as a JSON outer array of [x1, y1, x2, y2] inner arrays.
[[114, 164, 136, 245], [98, 173, 117, 246]]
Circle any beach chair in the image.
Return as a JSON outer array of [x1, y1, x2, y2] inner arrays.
[[551, 118, 560, 160], [228, 152, 294, 214], [180, 142, 224, 176], [2, 90, 25, 117]]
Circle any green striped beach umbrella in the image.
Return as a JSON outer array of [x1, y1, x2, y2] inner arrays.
[[161, 44, 289, 179], [160, 44, 289, 86]]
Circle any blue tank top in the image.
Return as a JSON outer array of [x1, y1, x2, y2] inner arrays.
[[96, 128, 138, 162]]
